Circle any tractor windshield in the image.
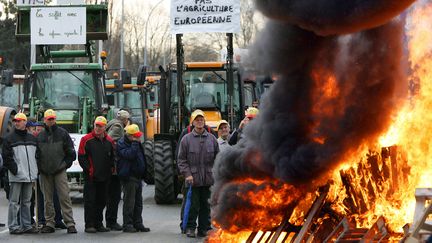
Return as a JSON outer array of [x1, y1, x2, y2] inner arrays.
[[0, 82, 23, 109], [184, 70, 240, 113], [32, 70, 100, 109]]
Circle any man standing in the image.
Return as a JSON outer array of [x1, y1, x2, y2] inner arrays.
[[216, 119, 231, 152], [26, 118, 67, 229], [78, 116, 115, 233], [117, 124, 150, 233], [105, 109, 130, 231], [2, 113, 39, 234], [178, 110, 219, 238], [37, 109, 77, 233], [229, 107, 259, 145]]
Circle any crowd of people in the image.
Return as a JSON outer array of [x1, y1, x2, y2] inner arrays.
[[0, 106, 259, 238]]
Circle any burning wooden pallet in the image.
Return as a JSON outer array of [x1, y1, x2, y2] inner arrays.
[[245, 187, 330, 243], [324, 216, 389, 242]]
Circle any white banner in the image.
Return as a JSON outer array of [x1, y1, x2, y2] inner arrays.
[[31, 7, 86, 45], [170, 0, 240, 34], [16, 0, 45, 6], [67, 133, 85, 173]]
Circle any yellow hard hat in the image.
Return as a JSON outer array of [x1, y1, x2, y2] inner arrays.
[[216, 120, 229, 131], [190, 109, 205, 123], [245, 107, 259, 119], [125, 124, 143, 137], [94, 116, 107, 126], [44, 109, 56, 119], [13, 113, 27, 122]]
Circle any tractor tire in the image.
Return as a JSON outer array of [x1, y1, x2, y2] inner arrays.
[[0, 107, 16, 144], [153, 140, 176, 204], [143, 139, 154, 185]]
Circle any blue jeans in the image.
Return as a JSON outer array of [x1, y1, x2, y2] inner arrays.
[[8, 182, 33, 231]]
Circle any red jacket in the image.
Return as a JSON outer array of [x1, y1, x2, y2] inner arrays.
[[78, 131, 115, 181]]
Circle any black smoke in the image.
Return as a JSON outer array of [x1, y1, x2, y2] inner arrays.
[[211, 0, 414, 231]]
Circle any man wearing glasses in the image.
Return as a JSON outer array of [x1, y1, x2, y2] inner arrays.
[[37, 109, 77, 234]]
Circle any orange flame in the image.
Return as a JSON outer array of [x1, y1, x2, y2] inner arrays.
[[209, 3, 432, 242]]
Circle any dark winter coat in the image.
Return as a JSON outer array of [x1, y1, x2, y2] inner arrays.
[[116, 135, 146, 180], [177, 129, 219, 187], [37, 124, 76, 175], [78, 130, 115, 181]]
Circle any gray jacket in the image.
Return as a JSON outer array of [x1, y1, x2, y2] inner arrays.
[[177, 129, 219, 187], [107, 118, 124, 141], [2, 129, 38, 182]]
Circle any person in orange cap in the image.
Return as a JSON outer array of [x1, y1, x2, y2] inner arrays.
[[116, 124, 150, 233], [78, 116, 115, 233], [229, 107, 259, 145], [37, 109, 77, 234], [2, 113, 39, 234]]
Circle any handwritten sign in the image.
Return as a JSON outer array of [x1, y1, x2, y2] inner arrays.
[[170, 0, 240, 34], [17, 0, 45, 6], [31, 7, 86, 45]]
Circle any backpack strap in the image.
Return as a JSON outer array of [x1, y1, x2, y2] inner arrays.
[[187, 125, 191, 133]]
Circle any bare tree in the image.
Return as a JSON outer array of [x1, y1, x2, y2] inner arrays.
[[147, 8, 170, 70], [235, 0, 259, 48]]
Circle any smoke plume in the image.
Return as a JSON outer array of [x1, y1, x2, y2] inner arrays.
[[211, 0, 414, 231]]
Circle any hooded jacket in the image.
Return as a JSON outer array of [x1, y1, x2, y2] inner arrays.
[[37, 124, 76, 175], [1, 129, 38, 182], [116, 135, 146, 180]]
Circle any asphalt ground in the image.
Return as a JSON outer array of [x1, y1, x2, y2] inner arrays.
[[0, 184, 205, 243]]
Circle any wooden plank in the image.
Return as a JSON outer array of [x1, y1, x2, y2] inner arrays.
[[361, 216, 387, 242], [293, 191, 328, 243], [324, 218, 353, 243], [414, 188, 432, 199]]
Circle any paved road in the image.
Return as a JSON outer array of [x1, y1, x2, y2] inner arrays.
[[0, 184, 204, 243]]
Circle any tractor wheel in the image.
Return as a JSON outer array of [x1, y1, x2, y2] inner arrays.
[[0, 107, 16, 144], [143, 139, 154, 185], [153, 140, 176, 204]]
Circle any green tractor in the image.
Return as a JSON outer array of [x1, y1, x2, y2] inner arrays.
[[152, 34, 256, 204], [11, 3, 112, 192]]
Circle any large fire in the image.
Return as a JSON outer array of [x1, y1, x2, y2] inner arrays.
[[208, 2, 432, 242]]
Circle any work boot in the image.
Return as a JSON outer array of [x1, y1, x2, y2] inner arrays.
[[85, 227, 97, 233], [134, 224, 150, 232], [55, 221, 67, 229], [186, 228, 196, 238], [123, 225, 137, 233], [107, 222, 123, 231], [96, 226, 110, 232], [67, 225, 77, 234], [40, 225, 55, 233], [197, 230, 207, 237], [9, 228, 23, 235], [23, 227, 39, 234]]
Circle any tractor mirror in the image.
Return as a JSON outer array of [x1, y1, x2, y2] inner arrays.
[[120, 70, 131, 84], [1, 69, 14, 87], [136, 65, 147, 85]]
